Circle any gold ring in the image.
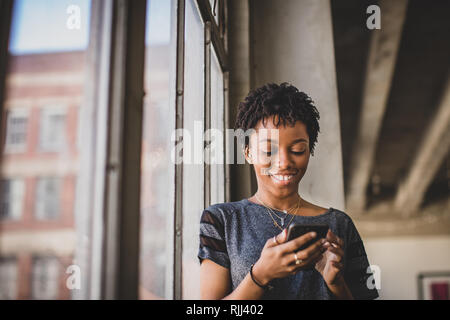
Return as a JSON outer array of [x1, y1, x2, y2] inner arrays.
[[273, 236, 279, 245], [294, 253, 302, 265]]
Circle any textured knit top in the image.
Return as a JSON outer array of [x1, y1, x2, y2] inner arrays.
[[198, 198, 379, 300]]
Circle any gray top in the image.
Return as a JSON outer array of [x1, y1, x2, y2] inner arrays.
[[198, 198, 379, 300]]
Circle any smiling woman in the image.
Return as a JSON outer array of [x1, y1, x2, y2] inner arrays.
[[198, 82, 379, 300]]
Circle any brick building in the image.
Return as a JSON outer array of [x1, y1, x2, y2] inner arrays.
[[0, 51, 85, 299]]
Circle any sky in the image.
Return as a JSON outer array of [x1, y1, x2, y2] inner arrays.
[[9, 0, 172, 55]]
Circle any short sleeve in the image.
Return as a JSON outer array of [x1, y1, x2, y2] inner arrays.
[[343, 220, 379, 300], [198, 209, 230, 269]]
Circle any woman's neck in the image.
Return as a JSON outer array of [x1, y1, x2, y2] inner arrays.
[[253, 190, 301, 211]]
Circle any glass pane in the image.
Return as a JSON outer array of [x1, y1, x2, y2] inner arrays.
[[0, 0, 92, 300], [139, 0, 177, 300], [182, 0, 205, 299], [210, 47, 225, 205]]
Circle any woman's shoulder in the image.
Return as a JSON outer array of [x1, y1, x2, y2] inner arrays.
[[203, 199, 247, 221], [303, 200, 353, 221]]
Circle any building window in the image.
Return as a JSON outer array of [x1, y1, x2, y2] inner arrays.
[[31, 256, 60, 300], [39, 108, 66, 152], [0, 179, 25, 221], [34, 177, 61, 220], [4, 109, 28, 153], [0, 257, 18, 300]]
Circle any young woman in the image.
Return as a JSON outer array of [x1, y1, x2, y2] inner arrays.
[[198, 83, 378, 300]]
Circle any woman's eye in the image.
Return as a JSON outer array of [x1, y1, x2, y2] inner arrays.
[[292, 150, 306, 155]]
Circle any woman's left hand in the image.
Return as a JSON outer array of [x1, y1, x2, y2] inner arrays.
[[315, 229, 345, 287]]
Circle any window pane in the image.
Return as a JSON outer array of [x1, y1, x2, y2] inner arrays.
[[139, 0, 177, 300], [5, 109, 28, 153], [210, 47, 225, 205], [0, 179, 25, 221], [182, 0, 205, 299], [31, 256, 60, 300], [0, 0, 92, 300], [0, 257, 18, 299]]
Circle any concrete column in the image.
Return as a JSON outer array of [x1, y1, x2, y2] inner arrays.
[[228, 0, 253, 201], [249, 0, 345, 210]]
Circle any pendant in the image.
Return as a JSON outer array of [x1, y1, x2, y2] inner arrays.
[[281, 217, 285, 226]]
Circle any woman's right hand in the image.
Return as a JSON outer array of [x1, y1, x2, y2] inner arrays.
[[252, 229, 326, 286]]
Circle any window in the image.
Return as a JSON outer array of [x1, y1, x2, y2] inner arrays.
[[139, 0, 228, 300], [4, 108, 28, 153], [39, 107, 67, 152], [0, 257, 18, 299], [181, 0, 205, 299], [0, 178, 25, 220], [139, 0, 177, 300], [0, 0, 93, 300], [31, 256, 60, 300], [1, 0, 229, 300], [210, 47, 225, 205], [34, 177, 61, 220]]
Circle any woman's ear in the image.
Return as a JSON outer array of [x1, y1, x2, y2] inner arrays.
[[244, 147, 253, 164]]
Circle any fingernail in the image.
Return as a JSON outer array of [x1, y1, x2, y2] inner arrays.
[[332, 243, 338, 248], [321, 239, 326, 244], [311, 232, 317, 238]]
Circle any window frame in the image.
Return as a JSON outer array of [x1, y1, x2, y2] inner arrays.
[[0, 1, 13, 130], [173, 0, 229, 299], [0, 0, 147, 300], [0, 0, 230, 300]]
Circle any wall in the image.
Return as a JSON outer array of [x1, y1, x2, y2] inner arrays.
[[363, 235, 450, 299], [249, 0, 345, 209]]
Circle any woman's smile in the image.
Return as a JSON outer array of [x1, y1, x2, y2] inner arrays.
[[269, 172, 298, 186]]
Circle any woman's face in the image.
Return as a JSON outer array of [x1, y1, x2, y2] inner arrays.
[[245, 115, 310, 197]]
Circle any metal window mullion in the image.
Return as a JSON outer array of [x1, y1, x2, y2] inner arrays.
[[174, 0, 186, 301], [102, 0, 146, 300], [204, 21, 211, 209], [223, 71, 230, 202], [196, 0, 227, 71], [83, 0, 146, 300], [81, 0, 116, 300]]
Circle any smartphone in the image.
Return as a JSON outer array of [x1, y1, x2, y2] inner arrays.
[[286, 223, 329, 252]]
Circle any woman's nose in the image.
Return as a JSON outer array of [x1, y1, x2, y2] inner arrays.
[[272, 149, 293, 168]]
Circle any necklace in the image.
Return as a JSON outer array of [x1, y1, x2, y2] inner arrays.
[[255, 193, 299, 214], [255, 193, 289, 225], [255, 194, 301, 230]]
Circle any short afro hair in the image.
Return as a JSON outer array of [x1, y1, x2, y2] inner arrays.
[[234, 82, 321, 156]]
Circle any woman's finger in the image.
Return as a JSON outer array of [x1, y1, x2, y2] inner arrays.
[[326, 230, 344, 247], [331, 261, 343, 270], [279, 231, 318, 253], [267, 229, 287, 248], [327, 244, 344, 260], [326, 229, 337, 242], [288, 240, 324, 267], [276, 228, 288, 244]]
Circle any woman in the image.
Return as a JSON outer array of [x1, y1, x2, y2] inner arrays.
[[198, 83, 378, 300]]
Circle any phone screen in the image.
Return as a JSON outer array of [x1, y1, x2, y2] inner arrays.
[[286, 224, 329, 252]]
